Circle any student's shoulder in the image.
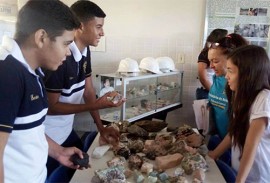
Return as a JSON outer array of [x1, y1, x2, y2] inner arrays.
[[0, 55, 25, 77]]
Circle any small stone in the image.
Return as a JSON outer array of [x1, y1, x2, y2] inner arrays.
[[134, 170, 145, 183], [193, 169, 205, 182], [158, 172, 169, 182], [174, 167, 185, 176], [92, 145, 110, 159], [141, 162, 154, 174], [149, 171, 159, 177], [148, 175, 158, 183]]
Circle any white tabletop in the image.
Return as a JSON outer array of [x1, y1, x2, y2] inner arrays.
[[71, 133, 226, 183]]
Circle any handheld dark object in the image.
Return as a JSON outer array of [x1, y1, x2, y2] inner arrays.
[[70, 152, 90, 168]]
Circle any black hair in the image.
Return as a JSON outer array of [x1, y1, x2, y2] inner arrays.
[[14, 0, 80, 44], [71, 0, 106, 23], [226, 45, 270, 157], [209, 33, 248, 55], [203, 29, 228, 51]]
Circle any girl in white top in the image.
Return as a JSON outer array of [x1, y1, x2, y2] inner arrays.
[[208, 45, 270, 183]]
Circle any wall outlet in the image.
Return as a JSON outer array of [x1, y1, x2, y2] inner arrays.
[[177, 53, 185, 64]]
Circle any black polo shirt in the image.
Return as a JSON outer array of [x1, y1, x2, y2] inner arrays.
[[44, 43, 92, 98], [0, 55, 48, 132], [43, 41, 92, 144]]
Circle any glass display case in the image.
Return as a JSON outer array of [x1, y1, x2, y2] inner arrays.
[[96, 71, 183, 122]]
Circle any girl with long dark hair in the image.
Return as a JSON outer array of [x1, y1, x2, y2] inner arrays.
[[209, 45, 270, 182]]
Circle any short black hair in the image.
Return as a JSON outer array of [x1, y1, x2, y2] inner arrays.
[[14, 0, 80, 44], [71, 0, 106, 23]]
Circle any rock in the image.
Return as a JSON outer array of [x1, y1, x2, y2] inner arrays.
[[155, 134, 174, 147], [158, 172, 169, 182], [70, 152, 90, 168], [149, 171, 159, 177], [134, 170, 145, 183], [174, 167, 185, 177], [107, 156, 126, 167], [127, 124, 149, 138], [177, 176, 188, 183], [95, 166, 126, 183], [135, 120, 168, 132], [167, 140, 187, 154], [124, 168, 133, 178], [148, 175, 158, 183], [117, 121, 130, 133], [141, 162, 154, 174], [176, 125, 196, 140], [181, 153, 208, 175], [114, 144, 131, 159], [119, 133, 129, 143], [185, 133, 204, 148], [155, 153, 183, 170], [92, 145, 110, 159], [143, 140, 155, 150], [193, 168, 205, 182], [128, 139, 144, 153], [128, 154, 144, 170]]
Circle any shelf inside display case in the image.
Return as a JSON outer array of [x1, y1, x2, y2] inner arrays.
[[97, 71, 183, 123]]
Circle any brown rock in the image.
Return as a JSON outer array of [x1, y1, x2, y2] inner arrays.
[[185, 133, 204, 148], [155, 153, 183, 170]]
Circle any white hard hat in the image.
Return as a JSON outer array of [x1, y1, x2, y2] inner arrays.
[[117, 58, 140, 73], [139, 57, 162, 74], [156, 57, 178, 73]]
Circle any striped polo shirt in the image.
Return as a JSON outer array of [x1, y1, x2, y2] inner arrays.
[[0, 40, 48, 183], [43, 41, 92, 144]]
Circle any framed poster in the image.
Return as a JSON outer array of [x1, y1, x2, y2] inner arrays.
[[204, 0, 270, 52]]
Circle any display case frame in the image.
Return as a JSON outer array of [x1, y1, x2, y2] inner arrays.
[[96, 71, 183, 123]]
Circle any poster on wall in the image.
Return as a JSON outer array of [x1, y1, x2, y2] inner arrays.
[[0, 0, 17, 21], [205, 0, 270, 52], [234, 24, 270, 38], [239, 8, 268, 16]]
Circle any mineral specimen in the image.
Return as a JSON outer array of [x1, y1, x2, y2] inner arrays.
[[95, 166, 126, 183], [135, 120, 168, 132], [128, 139, 144, 153], [114, 144, 131, 159], [107, 157, 126, 167], [128, 154, 144, 170], [140, 162, 154, 174], [70, 152, 90, 168], [155, 153, 183, 171], [181, 153, 208, 175], [127, 124, 149, 138]]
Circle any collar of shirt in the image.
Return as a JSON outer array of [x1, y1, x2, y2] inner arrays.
[[10, 39, 42, 77], [2, 35, 16, 53], [69, 41, 87, 62]]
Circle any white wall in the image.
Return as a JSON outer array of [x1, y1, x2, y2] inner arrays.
[[67, 0, 207, 130]]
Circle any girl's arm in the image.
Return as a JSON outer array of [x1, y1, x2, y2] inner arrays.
[[236, 117, 267, 183], [208, 134, 231, 159]]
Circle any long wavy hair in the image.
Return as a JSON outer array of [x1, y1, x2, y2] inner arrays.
[[226, 45, 270, 156]]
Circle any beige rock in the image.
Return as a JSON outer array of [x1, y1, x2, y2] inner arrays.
[[155, 153, 183, 170], [141, 162, 154, 174], [143, 140, 155, 151], [193, 169, 205, 182]]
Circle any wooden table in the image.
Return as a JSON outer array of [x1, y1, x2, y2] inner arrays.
[[71, 133, 226, 183]]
